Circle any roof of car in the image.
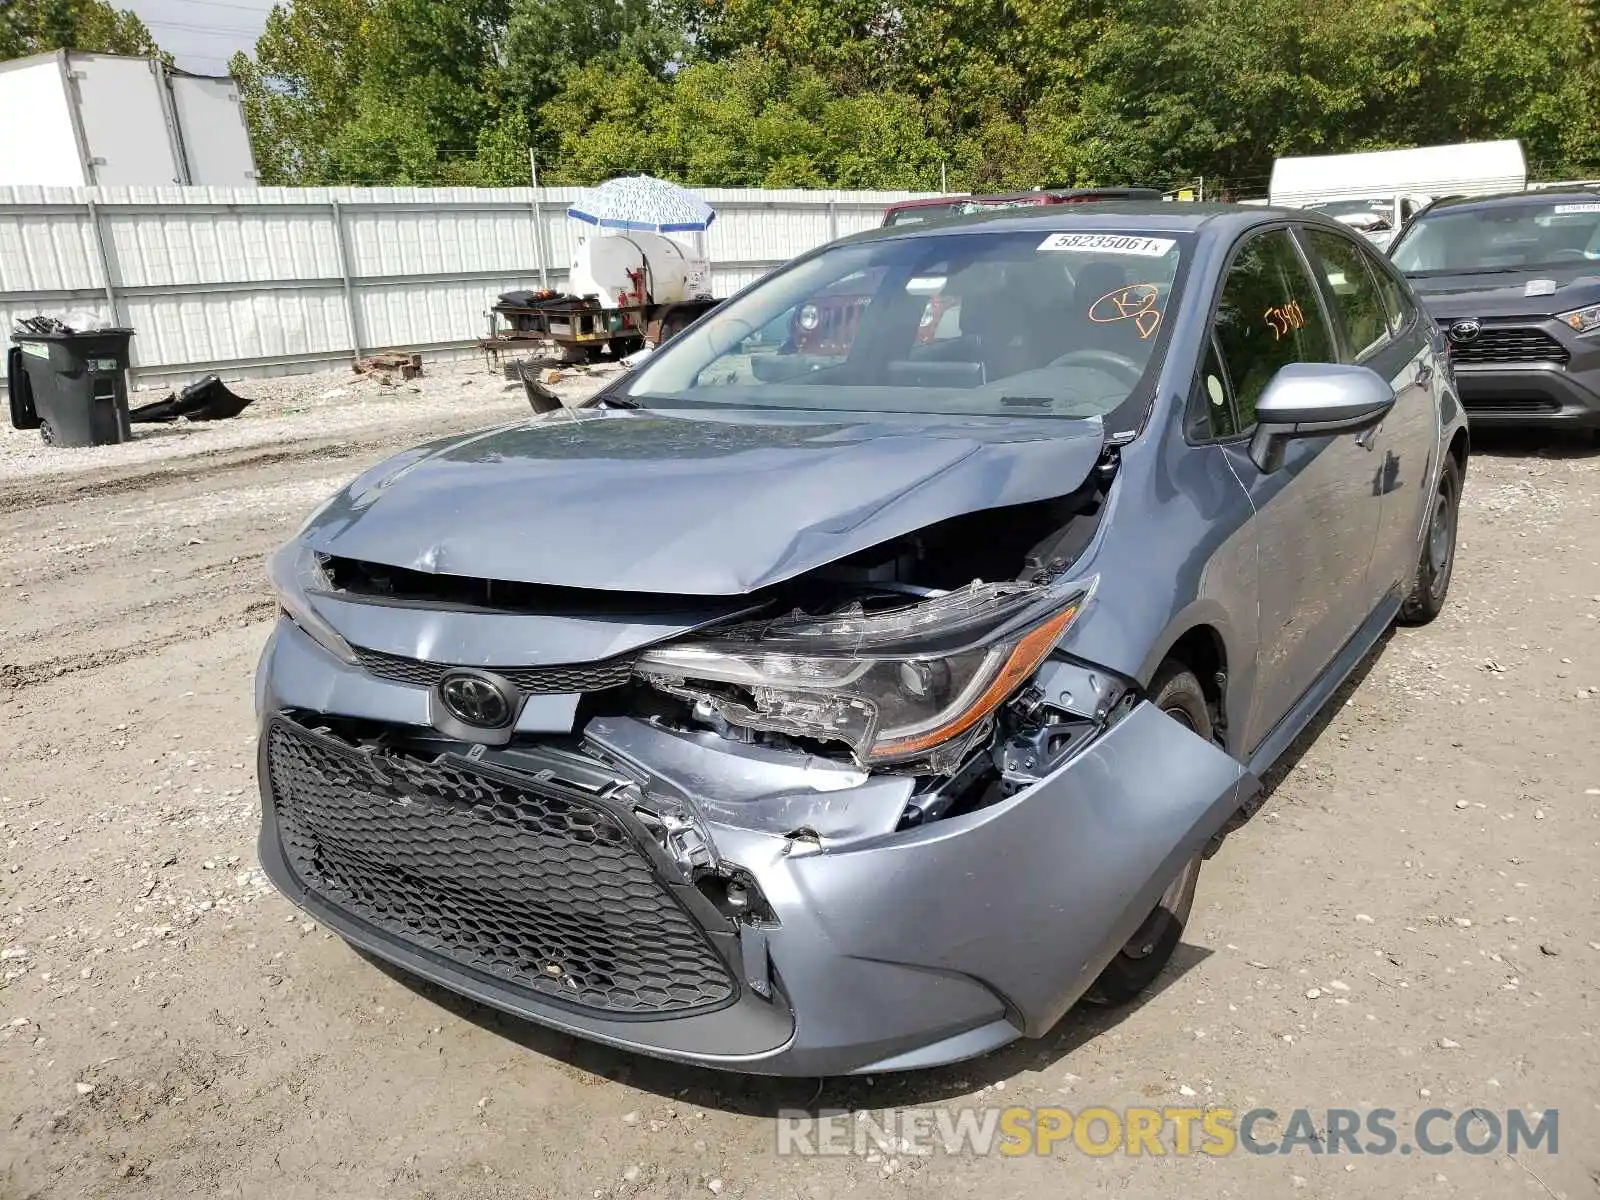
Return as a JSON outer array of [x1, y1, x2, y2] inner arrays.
[[1420, 188, 1600, 213], [841, 201, 1319, 245]]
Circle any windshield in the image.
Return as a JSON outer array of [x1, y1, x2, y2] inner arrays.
[[883, 204, 960, 227], [621, 228, 1189, 420], [1311, 199, 1390, 219], [1389, 200, 1600, 275], [1309, 198, 1393, 229]]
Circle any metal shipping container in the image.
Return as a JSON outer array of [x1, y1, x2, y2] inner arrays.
[[0, 51, 257, 188]]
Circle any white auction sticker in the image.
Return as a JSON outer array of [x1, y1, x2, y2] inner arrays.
[[1553, 203, 1600, 214], [1038, 233, 1176, 256]]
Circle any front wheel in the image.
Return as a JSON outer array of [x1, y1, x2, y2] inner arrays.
[[1083, 662, 1208, 1006], [1399, 456, 1461, 625]]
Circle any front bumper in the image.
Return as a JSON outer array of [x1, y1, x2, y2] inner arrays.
[[1446, 319, 1600, 428], [256, 619, 1253, 1075]]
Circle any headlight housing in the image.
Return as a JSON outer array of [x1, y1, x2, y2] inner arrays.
[[266, 541, 359, 665], [1558, 303, 1600, 335], [636, 580, 1092, 769]]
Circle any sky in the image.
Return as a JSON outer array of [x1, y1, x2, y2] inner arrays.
[[125, 0, 276, 75]]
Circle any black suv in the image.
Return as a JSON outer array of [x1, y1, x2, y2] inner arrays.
[[1388, 190, 1600, 435]]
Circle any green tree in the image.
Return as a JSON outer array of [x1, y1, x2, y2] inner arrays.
[[229, 0, 378, 184], [505, 0, 682, 119], [231, 0, 1600, 192], [360, 0, 510, 155], [541, 50, 944, 187], [323, 90, 440, 184], [233, 0, 525, 185], [0, 0, 160, 60], [537, 57, 675, 182]]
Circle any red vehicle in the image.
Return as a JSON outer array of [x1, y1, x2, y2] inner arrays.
[[789, 268, 951, 355], [789, 188, 1164, 354]]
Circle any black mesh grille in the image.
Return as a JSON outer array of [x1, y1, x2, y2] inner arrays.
[[1444, 325, 1571, 365], [353, 647, 637, 694], [267, 720, 735, 1016]]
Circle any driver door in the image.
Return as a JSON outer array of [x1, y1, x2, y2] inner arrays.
[[1201, 227, 1384, 753]]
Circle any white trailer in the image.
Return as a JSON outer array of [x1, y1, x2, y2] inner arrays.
[[0, 51, 257, 188], [1268, 140, 1527, 247]]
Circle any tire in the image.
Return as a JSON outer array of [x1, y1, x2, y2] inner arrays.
[[1399, 456, 1461, 625], [7, 351, 41, 431], [1083, 662, 1208, 1006]]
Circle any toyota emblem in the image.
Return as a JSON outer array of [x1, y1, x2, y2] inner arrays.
[[438, 671, 514, 728], [1447, 319, 1482, 345]]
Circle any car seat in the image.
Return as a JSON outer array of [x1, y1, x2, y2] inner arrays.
[[1073, 260, 1158, 360]]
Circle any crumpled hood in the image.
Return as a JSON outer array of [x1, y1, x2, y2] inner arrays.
[[302, 406, 1106, 595], [1406, 266, 1600, 321]]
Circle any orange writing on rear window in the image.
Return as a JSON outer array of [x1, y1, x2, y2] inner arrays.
[[1089, 283, 1163, 339], [1264, 300, 1306, 340]]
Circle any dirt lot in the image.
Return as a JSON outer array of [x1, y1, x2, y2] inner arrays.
[[1, 365, 1597, 1200]]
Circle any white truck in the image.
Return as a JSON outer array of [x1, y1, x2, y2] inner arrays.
[[0, 51, 257, 187], [1268, 140, 1528, 249]]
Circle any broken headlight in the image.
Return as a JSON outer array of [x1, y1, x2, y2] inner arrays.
[[266, 541, 360, 665], [635, 580, 1092, 767]]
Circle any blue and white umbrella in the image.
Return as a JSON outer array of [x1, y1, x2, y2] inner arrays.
[[566, 175, 716, 233]]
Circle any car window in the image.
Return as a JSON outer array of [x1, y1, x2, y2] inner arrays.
[[1189, 334, 1239, 441], [1305, 229, 1390, 360], [1368, 257, 1416, 337], [1389, 199, 1600, 274], [625, 229, 1190, 421], [1209, 228, 1336, 430], [883, 205, 960, 227]]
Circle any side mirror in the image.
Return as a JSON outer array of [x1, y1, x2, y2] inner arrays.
[[1248, 363, 1396, 473]]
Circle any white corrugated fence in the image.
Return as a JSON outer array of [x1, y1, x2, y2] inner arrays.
[[0, 185, 941, 389]]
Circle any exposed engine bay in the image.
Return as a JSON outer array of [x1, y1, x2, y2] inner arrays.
[[302, 459, 1121, 837]]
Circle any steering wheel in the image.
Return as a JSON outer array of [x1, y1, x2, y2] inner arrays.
[[1047, 348, 1144, 384]]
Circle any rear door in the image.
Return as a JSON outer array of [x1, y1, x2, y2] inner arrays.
[[1199, 227, 1384, 752], [1301, 226, 1438, 602]]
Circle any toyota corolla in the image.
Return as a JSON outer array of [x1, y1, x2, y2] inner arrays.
[[257, 205, 1468, 1075]]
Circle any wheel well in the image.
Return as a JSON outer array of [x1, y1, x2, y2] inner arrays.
[[1161, 625, 1227, 734], [1448, 427, 1469, 480]]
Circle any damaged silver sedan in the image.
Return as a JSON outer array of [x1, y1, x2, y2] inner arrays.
[[256, 206, 1468, 1074]]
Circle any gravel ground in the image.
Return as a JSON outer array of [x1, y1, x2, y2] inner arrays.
[[0, 357, 618, 487], [0, 378, 1597, 1199]]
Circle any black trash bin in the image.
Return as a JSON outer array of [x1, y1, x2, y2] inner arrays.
[[9, 327, 135, 447]]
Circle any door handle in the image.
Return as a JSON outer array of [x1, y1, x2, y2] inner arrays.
[[1355, 423, 1381, 450]]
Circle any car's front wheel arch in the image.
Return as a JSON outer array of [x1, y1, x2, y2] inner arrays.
[[1137, 613, 1245, 754]]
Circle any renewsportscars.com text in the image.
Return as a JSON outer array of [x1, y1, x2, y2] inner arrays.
[[774, 1106, 1558, 1158]]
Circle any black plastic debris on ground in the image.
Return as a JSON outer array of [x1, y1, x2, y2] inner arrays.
[[128, 374, 253, 424], [514, 359, 564, 414]]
